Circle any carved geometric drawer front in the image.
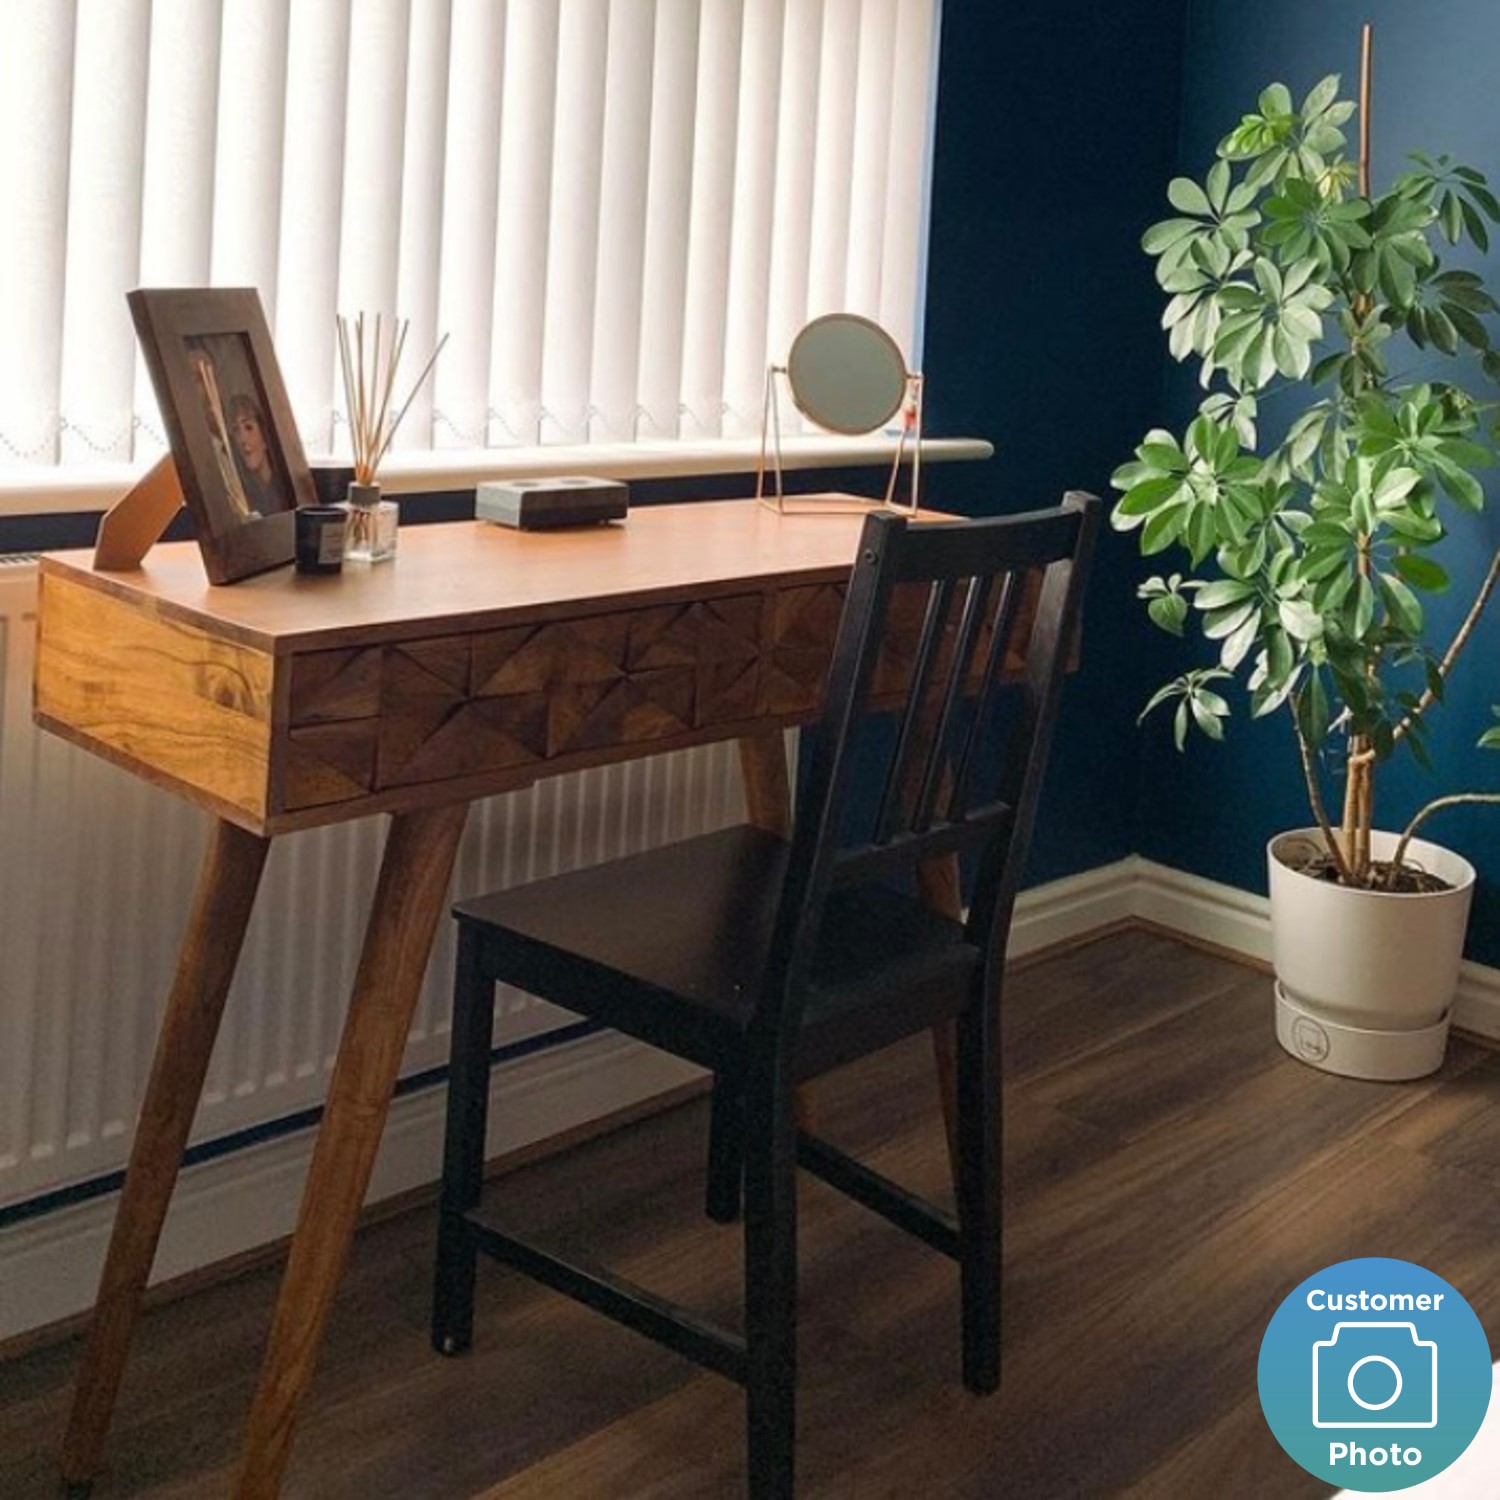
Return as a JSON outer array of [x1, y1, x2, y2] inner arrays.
[[279, 572, 1028, 813], [764, 584, 846, 716], [281, 594, 767, 810]]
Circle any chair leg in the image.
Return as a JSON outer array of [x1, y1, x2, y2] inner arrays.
[[743, 1065, 798, 1499], [706, 1073, 745, 1223], [433, 925, 497, 1357], [956, 992, 1001, 1395]]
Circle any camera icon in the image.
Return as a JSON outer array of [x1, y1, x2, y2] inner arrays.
[[1312, 1322, 1438, 1428]]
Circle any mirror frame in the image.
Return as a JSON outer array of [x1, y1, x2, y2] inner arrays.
[[785, 312, 909, 435]]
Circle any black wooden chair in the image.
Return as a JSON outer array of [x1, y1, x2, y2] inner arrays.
[[432, 494, 1100, 1497]]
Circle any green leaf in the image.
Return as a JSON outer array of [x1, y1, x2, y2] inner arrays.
[[1466, 180, 1500, 218], [1353, 575, 1376, 638], [1435, 460, 1485, 511], [1301, 74, 1341, 119], [1440, 191, 1464, 244], [1141, 505, 1185, 554], [1392, 554, 1449, 592], [1147, 593, 1189, 635], [1384, 508, 1444, 543], [1296, 671, 1330, 748], [1445, 303, 1491, 349], [1461, 199, 1491, 252], [1372, 467, 1422, 509], [1260, 82, 1294, 118], [1437, 438, 1494, 471], [1193, 578, 1257, 610], [1139, 440, 1186, 470], [1203, 600, 1258, 641], [1114, 476, 1185, 521], [1190, 697, 1227, 740], [1168, 177, 1213, 216], [1221, 608, 1261, 671], [1267, 627, 1294, 685], [1380, 573, 1424, 635], [1278, 598, 1322, 641], [1427, 306, 1460, 355], [1142, 218, 1202, 255], [1206, 158, 1231, 213]]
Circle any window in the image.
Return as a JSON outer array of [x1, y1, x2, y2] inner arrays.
[[0, 0, 940, 473]]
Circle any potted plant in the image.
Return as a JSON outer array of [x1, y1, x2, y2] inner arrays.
[[1112, 33, 1500, 1080]]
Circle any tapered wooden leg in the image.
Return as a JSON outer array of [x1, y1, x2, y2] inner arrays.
[[743, 1060, 798, 1500], [233, 802, 468, 1500], [62, 820, 271, 1491], [737, 729, 793, 842], [433, 923, 497, 1356]]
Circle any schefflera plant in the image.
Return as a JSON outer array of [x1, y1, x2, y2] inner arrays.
[[1113, 70, 1500, 890]]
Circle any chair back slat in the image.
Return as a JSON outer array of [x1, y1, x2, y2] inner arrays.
[[872, 577, 957, 845], [947, 570, 1020, 823], [911, 572, 995, 835], [753, 493, 1101, 1046]]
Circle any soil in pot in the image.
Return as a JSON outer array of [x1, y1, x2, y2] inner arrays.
[[1282, 844, 1451, 895]]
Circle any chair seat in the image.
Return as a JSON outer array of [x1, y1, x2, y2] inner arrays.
[[454, 825, 979, 1076]]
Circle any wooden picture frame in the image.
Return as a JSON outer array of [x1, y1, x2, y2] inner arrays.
[[128, 288, 315, 584]]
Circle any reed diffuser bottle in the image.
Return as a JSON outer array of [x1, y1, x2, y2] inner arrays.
[[336, 311, 446, 564], [343, 480, 398, 564]]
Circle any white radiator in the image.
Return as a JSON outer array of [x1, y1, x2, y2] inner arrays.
[[0, 560, 747, 1213]]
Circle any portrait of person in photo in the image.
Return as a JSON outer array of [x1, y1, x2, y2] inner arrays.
[[227, 391, 291, 515], [184, 331, 295, 530]]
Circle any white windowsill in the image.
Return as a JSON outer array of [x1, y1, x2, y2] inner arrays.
[[0, 435, 992, 519]]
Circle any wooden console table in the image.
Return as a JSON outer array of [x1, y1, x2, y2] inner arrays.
[[34, 496, 996, 1498]]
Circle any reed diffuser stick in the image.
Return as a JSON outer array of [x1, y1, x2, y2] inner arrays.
[[337, 312, 445, 486]]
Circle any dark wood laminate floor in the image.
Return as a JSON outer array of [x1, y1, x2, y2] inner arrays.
[[4, 927, 1500, 1499]]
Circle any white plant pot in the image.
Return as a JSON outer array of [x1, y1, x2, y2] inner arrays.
[[1268, 828, 1475, 1082]]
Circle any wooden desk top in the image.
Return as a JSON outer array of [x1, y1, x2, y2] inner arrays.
[[35, 497, 944, 836], [40, 497, 904, 655]]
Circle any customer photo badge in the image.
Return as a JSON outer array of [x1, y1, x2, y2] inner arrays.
[[1258, 1256, 1491, 1489]]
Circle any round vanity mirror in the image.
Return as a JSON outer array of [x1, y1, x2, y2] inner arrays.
[[786, 313, 908, 434]]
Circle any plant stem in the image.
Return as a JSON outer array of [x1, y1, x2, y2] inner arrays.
[[1343, 31, 1376, 883], [1350, 541, 1500, 770], [1387, 792, 1500, 887], [1293, 702, 1353, 881], [1358, 23, 1372, 198], [1340, 751, 1373, 881]]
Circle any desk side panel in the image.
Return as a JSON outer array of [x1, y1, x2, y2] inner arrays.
[[34, 571, 275, 830]]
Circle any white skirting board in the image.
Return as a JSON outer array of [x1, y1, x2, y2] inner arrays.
[[1128, 857, 1500, 1042], [4, 853, 1497, 1345]]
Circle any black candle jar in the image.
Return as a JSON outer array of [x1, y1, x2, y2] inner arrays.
[[295, 505, 348, 574]]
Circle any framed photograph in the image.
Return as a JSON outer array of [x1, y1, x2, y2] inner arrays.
[[128, 287, 315, 583]]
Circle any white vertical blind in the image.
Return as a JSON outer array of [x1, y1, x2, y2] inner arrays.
[[133, 0, 224, 437], [588, 0, 656, 442], [0, 0, 940, 471], [56, 0, 150, 465], [490, 0, 560, 446], [0, 2, 76, 463], [276, 1, 354, 452]]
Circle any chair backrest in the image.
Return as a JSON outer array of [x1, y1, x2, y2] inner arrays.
[[754, 493, 1102, 1043]]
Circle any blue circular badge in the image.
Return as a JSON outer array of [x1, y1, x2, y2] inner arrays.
[[1258, 1257, 1491, 1490]]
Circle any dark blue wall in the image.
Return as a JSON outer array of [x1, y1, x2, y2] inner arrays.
[[1135, 1, 1500, 963], [921, 0, 1189, 881]]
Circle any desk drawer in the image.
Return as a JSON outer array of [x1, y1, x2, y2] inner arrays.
[[280, 595, 766, 812]]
